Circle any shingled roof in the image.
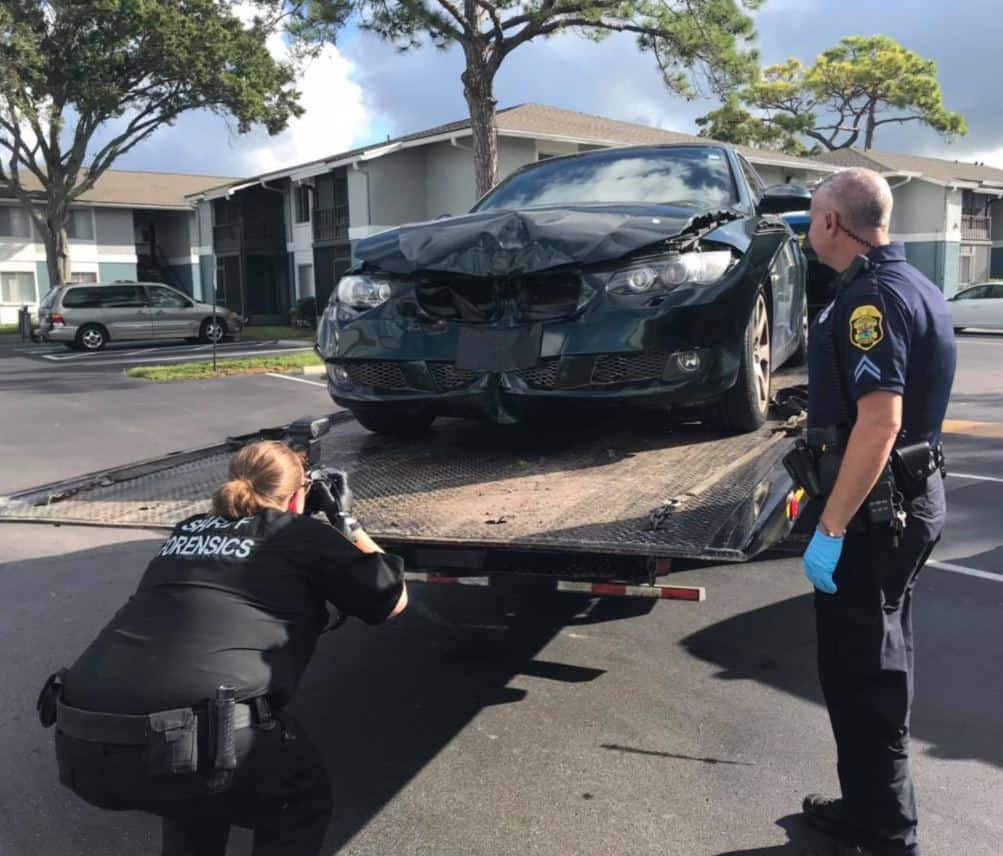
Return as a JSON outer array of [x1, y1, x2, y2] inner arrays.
[[2, 169, 239, 210], [814, 147, 1003, 189], [192, 102, 839, 199]]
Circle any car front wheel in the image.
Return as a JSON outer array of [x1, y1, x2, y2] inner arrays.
[[76, 324, 108, 352], [711, 291, 771, 434], [352, 407, 435, 436], [199, 318, 227, 344]]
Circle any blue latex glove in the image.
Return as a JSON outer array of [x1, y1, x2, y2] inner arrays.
[[803, 528, 844, 594]]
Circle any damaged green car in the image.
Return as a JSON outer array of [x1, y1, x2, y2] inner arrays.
[[317, 144, 810, 435]]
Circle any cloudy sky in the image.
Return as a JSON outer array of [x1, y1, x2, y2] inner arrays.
[[95, 0, 1003, 178]]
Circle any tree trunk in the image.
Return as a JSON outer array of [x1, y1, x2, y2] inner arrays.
[[864, 98, 878, 150], [461, 56, 499, 199], [43, 216, 72, 286]]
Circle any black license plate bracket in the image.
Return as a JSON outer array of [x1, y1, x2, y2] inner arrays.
[[455, 324, 543, 372]]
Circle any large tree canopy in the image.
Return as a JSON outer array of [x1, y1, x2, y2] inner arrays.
[[0, 0, 303, 285], [696, 35, 967, 156], [295, 0, 763, 197]]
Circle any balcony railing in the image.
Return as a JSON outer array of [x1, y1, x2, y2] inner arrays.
[[313, 204, 350, 242], [961, 213, 991, 241]]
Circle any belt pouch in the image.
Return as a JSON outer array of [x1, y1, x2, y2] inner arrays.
[[145, 708, 198, 775], [891, 441, 933, 499]]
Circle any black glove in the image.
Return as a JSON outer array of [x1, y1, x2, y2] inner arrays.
[[305, 468, 358, 538]]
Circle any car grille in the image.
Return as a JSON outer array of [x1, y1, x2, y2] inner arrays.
[[427, 362, 480, 391], [342, 361, 409, 390], [591, 351, 669, 385], [417, 274, 581, 322], [515, 359, 560, 390]]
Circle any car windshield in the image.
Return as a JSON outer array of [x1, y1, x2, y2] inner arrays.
[[474, 147, 739, 212]]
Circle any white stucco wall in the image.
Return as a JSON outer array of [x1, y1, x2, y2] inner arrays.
[[889, 181, 948, 238], [425, 142, 477, 219], [367, 148, 429, 227], [497, 137, 538, 184]]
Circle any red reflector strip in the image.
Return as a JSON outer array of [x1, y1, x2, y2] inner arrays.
[[404, 572, 490, 587], [556, 581, 705, 602]]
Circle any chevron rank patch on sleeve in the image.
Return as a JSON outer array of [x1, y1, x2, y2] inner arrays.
[[854, 354, 882, 384]]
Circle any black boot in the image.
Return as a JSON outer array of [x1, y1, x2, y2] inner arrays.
[[802, 793, 861, 842]]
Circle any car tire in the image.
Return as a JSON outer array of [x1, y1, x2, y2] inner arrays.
[[352, 407, 436, 436], [76, 324, 108, 352], [711, 290, 771, 434], [786, 301, 808, 367], [199, 318, 227, 344]]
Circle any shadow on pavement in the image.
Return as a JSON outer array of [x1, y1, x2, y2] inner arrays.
[[714, 813, 843, 855], [296, 579, 653, 853], [681, 588, 1003, 771]]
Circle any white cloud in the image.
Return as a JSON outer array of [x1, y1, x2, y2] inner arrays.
[[234, 40, 377, 174], [968, 146, 1003, 172], [84, 6, 382, 176]]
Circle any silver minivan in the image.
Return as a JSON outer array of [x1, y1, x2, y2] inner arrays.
[[38, 282, 244, 351]]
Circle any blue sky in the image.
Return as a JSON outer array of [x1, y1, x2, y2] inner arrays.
[[99, 0, 1003, 177]]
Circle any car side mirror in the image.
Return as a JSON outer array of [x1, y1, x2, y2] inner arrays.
[[758, 184, 813, 216]]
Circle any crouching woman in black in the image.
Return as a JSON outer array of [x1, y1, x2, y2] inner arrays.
[[39, 440, 407, 855]]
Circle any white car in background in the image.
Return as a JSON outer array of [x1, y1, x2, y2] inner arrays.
[[948, 281, 1003, 332]]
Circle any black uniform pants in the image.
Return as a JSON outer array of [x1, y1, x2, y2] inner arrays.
[[55, 710, 332, 856], [815, 476, 945, 856]]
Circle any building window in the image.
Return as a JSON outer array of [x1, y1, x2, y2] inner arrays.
[[0, 271, 37, 304], [297, 264, 315, 298], [0, 207, 32, 238], [294, 185, 311, 224], [70, 271, 98, 283], [66, 208, 94, 240]]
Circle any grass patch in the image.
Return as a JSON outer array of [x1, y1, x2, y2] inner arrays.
[[239, 325, 315, 341], [126, 350, 321, 382], [0, 324, 19, 334]]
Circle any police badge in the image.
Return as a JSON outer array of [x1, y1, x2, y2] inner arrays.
[[849, 304, 883, 351]]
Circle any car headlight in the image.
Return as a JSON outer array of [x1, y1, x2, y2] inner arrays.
[[607, 251, 735, 295], [336, 275, 394, 311]]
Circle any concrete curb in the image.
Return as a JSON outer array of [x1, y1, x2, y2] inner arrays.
[[302, 364, 325, 377]]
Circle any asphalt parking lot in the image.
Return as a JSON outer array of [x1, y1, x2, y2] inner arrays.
[[0, 332, 1000, 855]]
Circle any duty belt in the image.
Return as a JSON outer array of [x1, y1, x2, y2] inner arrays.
[[55, 697, 270, 744]]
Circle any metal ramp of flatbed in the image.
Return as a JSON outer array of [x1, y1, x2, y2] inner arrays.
[[0, 399, 803, 567]]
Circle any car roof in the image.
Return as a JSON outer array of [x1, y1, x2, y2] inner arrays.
[[500, 141, 736, 175], [63, 281, 177, 288], [958, 281, 1002, 292]]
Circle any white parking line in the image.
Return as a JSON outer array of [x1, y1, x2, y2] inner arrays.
[[52, 346, 311, 367], [41, 350, 102, 361], [948, 472, 1003, 484], [928, 560, 1001, 583], [265, 372, 326, 388]]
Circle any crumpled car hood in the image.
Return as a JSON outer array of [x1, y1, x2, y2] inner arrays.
[[353, 204, 738, 278]]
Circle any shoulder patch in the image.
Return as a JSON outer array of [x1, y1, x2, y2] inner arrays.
[[849, 304, 883, 351]]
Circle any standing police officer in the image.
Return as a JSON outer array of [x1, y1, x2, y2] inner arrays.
[[799, 168, 956, 855]]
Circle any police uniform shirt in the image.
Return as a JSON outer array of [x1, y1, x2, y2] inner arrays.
[[64, 510, 405, 715], [808, 242, 957, 443]]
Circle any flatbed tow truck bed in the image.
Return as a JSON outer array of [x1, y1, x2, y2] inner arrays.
[[0, 372, 806, 588]]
